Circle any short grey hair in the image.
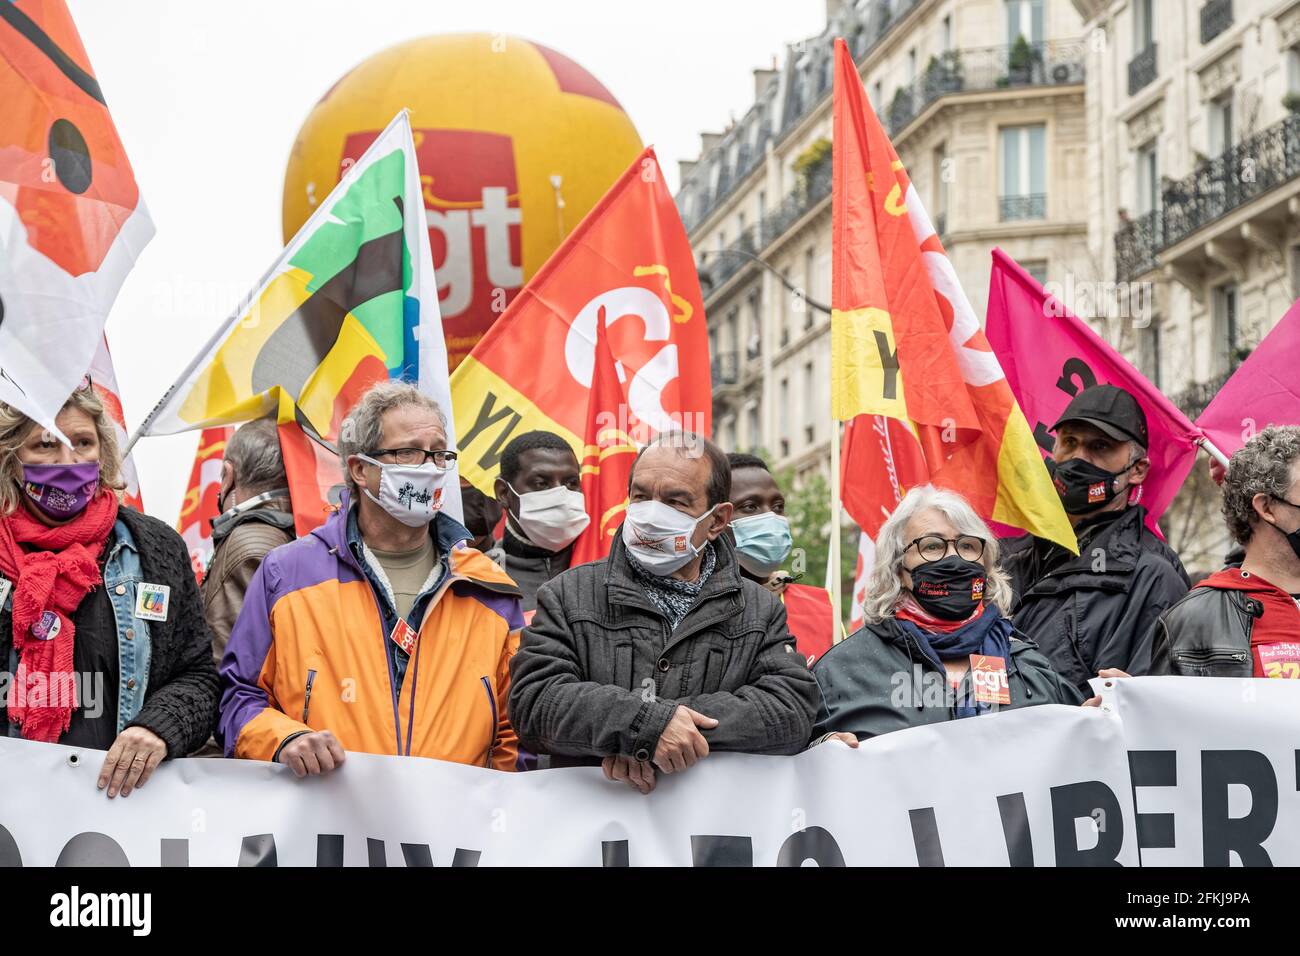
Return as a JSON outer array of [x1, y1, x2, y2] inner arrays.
[[337, 380, 447, 494], [1221, 425, 1300, 545], [860, 484, 1014, 625], [225, 418, 285, 495]]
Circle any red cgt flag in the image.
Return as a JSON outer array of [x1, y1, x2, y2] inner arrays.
[[176, 426, 235, 581]]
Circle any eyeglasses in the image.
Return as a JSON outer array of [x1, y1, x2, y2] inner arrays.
[[368, 447, 458, 470], [906, 534, 986, 563]]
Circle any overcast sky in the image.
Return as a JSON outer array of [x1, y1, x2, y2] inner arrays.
[[69, 0, 825, 521]]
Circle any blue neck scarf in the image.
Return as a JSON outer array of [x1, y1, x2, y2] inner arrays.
[[894, 606, 1014, 718]]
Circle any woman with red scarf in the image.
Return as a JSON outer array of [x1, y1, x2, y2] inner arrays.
[[808, 485, 1081, 746], [0, 386, 218, 797]]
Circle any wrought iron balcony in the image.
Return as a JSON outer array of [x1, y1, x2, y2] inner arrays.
[[886, 39, 1087, 137], [999, 193, 1047, 221], [1172, 370, 1233, 420], [756, 157, 833, 246], [710, 351, 740, 387], [1115, 113, 1300, 281], [1128, 43, 1157, 96], [705, 227, 759, 290], [1200, 0, 1233, 45]]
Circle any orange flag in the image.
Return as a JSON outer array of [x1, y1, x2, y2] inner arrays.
[[572, 313, 638, 563], [830, 38, 1074, 551], [451, 146, 711, 523], [176, 426, 235, 581]]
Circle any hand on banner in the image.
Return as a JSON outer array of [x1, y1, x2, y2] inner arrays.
[[654, 705, 717, 774], [1082, 668, 1131, 708], [602, 755, 657, 794], [277, 730, 347, 777], [825, 732, 860, 749], [98, 727, 167, 798]]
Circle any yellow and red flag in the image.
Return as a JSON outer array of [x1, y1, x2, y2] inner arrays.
[[452, 146, 711, 545], [176, 426, 235, 581], [830, 38, 1074, 552]]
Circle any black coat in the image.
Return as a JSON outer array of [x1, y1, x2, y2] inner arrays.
[[0, 507, 219, 756], [810, 617, 1082, 741], [1003, 505, 1190, 693], [508, 532, 821, 764]]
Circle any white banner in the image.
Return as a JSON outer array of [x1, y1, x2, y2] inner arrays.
[[0, 678, 1293, 866]]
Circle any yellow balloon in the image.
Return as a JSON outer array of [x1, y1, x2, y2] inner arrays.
[[283, 33, 643, 370]]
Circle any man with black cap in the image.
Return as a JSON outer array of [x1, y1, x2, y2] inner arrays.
[[1003, 384, 1189, 693]]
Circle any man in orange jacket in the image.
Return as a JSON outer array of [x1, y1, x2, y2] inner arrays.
[[218, 382, 524, 775], [726, 453, 840, 666]]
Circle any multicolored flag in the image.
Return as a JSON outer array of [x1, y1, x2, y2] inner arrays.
[[829, 38, 1074, 552], [87, 335, 143, 511], [986, 248, 1204, 530], [132, 111, 459, 534], [451, 146, 710, 532], [847, 530, 875, 635], [0, 0, 154, 441], [176, 426, 234, 580], [1196, 298, 1300, 458]]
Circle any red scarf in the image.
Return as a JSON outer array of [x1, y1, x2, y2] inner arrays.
[[895, 594, 986, 634], [0, 490, 119, 741]]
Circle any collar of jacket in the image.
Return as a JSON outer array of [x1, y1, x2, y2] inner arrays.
[[210, 496, 294, 547], [853, 616, 1037, 674], [502, 524, 573, 563], [1034, 503, 1145, 579], [602, 528, 744, 617]]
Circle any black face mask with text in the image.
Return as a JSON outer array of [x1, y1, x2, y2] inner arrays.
[[1047, 456, 1135, 515], [908, 555, 987, 621]]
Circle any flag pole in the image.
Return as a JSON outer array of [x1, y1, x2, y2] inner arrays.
[[829, 418, 842, 631], [1198, 435, 1230, 468]]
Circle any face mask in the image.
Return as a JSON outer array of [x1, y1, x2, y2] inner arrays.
[[621, 499, 718, 576], [507, 482, 590, 552], [731, 512, 793, 577], [908, 555, 987, 621], [1268, 496, 1300, 562], [1047, 456, 1135, 515], [23, 462, 99, 519], [357, 454, 448, 527]]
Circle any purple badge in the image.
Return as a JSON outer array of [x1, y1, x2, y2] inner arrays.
[[30, 611, 61, 641]]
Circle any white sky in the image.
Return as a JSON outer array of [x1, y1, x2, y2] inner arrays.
[[69, 0, 825, 522]]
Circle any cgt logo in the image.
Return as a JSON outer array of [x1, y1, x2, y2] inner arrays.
[[50, 886, 151, 936]]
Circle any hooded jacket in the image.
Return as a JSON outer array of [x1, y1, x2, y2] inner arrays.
[[1003, 505, 1189, 692], [1149, 567, 1300, 676], [218, 496, 524, 769]]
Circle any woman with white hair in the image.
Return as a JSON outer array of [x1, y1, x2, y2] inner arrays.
[[0, 384, 218, 796], [811, 485, 1080, 745]]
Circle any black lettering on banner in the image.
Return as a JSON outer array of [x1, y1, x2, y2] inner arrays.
[[238, 833, 277, 867], [690, 834, 753, 866], [1033, 357, 1099, 453], [1050, 780, 1124, 866], [1129, 750, 1177, 852], [161, 838, 189, 867], [1202, 750, 1277, 867], [0, 823, 21, 866], [317, 833, 345, 867], [908, 807, 945, 867], [874, 330, 900, 401], [396, 842, 481, 867], [996, 792, 1034, 867], [367, 837, 387, 867], [459, 391, 523, 471], [55, 831, 130, 867], [776, 826, 846, 866], [602, 839, 629, 867]]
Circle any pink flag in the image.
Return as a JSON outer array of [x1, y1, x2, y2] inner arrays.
[[986, 248, 1203, 531], [1196, 299, 1300, 458]]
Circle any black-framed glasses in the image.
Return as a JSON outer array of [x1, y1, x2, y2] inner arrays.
[[1272, 495, 1300, 510], [906, 534, 986, 563], [369, 447, 458, 470]]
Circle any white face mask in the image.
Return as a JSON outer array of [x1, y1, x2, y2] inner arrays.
[[507, 482, 590, 552], [358, 454, 449, 527], [621, 499, 718, 576]]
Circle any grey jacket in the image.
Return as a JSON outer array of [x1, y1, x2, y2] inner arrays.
[[508, 532, 821, 765], [501, 526, 573, 613]]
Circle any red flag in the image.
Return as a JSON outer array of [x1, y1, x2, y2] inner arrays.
[[177, 427, 234, 581], [571, 314, 638, 563], [841, 413, 929, 537]]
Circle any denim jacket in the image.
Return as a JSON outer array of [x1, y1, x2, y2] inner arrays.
[[6, 518, 151, 737]]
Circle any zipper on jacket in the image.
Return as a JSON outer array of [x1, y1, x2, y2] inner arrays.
[[302, 668, 317, 723], [481, 676, 497, 768], [1175, 649, 1248, 665]]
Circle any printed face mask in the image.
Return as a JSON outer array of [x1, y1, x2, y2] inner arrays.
[[358, 454, 448, 527], [731, 511, 793, 577], [1047, 456, 1135, 515], [508, 482, 590, 552], [621, 499, 718, 576], [908, 555, 987, 621], [22, 461, 99, 518]]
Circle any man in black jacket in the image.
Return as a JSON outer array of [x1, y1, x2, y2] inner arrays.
[[1004, 385, 1189, 692], [508, 432, 820, 793]]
